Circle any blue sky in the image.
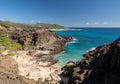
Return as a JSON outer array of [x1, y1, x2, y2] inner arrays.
[[0, 0, 120, 27]]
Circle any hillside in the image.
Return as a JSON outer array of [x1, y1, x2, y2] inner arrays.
[[0, 20, 64, 30]]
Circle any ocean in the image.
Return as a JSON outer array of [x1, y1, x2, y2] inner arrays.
[[54, 28, 120, 66]]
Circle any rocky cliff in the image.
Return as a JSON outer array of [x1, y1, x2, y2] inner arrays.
[[11, 30, 72, 54], [62, 37, 120, 84]]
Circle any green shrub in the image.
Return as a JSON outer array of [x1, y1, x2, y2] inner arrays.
[[0, 37, 9, 46], [12, 43, 22, 50], [0, 37, 22, 50]]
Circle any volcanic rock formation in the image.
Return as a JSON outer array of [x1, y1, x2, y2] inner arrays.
[[62, 37, 120, 84], [11, 30, 72, 54]]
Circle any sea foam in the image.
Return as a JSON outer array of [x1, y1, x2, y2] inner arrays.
[[67, 37, 77, 44], [86, 47, 96, 52]]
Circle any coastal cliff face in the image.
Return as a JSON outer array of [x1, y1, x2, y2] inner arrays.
[[62, 38, 120, 84], [11, 30, 72, 54]]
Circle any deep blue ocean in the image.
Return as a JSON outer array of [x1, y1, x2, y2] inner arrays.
[[54, 28, 120, 66]]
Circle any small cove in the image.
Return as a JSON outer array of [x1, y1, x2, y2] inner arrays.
[[54, 28, 120, 66]]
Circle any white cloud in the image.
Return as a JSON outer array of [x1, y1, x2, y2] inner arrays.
[[89, 22, 108, 24], [85, 22, 99, 25], [103, 22, 108, 24], [86, 22, 90, 25], [94, 22, 99, 24], [83, 22, 108, 26]]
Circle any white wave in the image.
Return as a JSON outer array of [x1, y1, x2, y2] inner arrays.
[[68, 29, 83, 31], [54, 28, 83, 31], [67, 37, 78, 44], [72, 37, 77, 41], [89, 47, 96, 51], [54, 29, 67, 31], [68, 41, 76, 44], [86, 47, 96, 52]]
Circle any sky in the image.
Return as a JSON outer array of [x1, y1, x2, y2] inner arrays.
[[0, 0, 120, 27]]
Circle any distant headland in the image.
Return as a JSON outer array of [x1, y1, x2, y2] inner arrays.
[[0, 20, 64, 30]]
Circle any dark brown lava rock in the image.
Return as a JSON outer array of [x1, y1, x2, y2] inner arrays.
[[62, 37, 120, 84]]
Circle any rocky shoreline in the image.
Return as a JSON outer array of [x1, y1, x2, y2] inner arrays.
[[0, 30, 72, 84], [62, 37, 120, 84], [1, 29, 120, 84]]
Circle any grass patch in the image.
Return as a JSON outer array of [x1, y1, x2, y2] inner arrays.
[[0, 37, 9, 46], [0, 32, 22, 56], [0, 36, 22, 51], [12, 43, 22, 50]]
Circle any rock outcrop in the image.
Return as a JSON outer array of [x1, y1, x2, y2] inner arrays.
[[62, 37, 120, 84], [0, 30, 72, 84], [11, 30, 72, 54]]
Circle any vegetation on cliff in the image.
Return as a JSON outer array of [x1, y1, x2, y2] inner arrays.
[[0, 31, 22, 56], [0, 30, 72, 55]]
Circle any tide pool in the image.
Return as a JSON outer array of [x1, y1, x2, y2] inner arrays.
[[54, 28, 120, 66]]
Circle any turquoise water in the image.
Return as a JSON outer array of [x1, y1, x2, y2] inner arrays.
[[54, 28, 120, 66]]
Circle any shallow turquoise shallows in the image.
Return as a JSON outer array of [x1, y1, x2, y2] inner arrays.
[[54, 28, 120, 66]]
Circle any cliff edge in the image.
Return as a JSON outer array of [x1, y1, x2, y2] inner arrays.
[[11, 30, 72, 54]]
